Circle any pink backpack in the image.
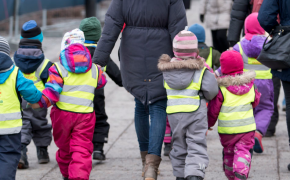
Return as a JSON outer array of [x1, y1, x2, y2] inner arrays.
[[251, 0, 263, 13]]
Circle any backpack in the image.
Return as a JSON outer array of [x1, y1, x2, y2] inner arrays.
[[251, 0, 263, 13]]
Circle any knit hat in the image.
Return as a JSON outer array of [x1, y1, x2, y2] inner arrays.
[[20, 20, 43, 42], [173, 30, 199, 59], [244, 13, 265, 40], [79, 17, 102, 42], [220, 50, 244, 75], [61, 28, 85, 51], [188, 24, 206, 43], [0, 36, 10, 56]]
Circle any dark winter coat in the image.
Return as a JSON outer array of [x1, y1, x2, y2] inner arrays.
[[258, 0, 290, 82], [92, 0, 187, 105], [228, 0, 252, 47]]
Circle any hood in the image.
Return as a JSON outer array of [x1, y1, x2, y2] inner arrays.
[[0, 65, 15, 84], [59, 43, 92, 74], [158, 54, 204, 89], [240, 35, 267, 58], [14, 47, 44, 74], [217, 71, 256, 95]]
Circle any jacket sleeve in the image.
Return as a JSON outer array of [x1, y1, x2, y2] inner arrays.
[[252, 85, 261, 108], [207, 90, 223, 128], [40, 61, 53, 84], [168, 0, 187, 42], [199, 0, 208, 15], [40, 65, 64, 107], [106, 57, 123, 87], [201, 70, 219, 101], [16, 70, 42, 104], [92, 0, 124, 66], [228, 0, 251, 46], [258, 0, 279, 33], [97, 67, 107, 89], [212, 49, 221, 69]]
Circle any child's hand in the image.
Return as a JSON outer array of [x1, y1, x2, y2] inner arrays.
[[206, 128, 213, 136], [29, 103, 41, 109]]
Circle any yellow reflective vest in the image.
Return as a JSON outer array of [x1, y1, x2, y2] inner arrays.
[[165, 67, 207, 114], [238, 42, 272, 79], [0, 67, 22, 135], [22, 59, 51, 92], [218, 86, 256, 134], [205, 47, 213, 68], [54, 62, 98, 113]]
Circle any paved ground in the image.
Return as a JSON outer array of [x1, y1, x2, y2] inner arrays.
[[15, 0, 290, 179]]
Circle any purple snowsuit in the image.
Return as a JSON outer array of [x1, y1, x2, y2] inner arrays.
[[233, 36, 274, 136]]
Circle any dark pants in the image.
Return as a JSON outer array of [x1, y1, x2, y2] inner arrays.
[[0, 133, 21, 180], [267, 76, 281, 134], [92, 88, 110, 145], [211, 29, 229, 53], [134, 98, 167, 156], [282, 81, 290, 146]]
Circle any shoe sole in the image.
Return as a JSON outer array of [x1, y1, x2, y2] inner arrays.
[[38, 159, 50, 164], [145, 178, 155, 180], [254, 137, 263, 153], [18, 160, 29, 169]]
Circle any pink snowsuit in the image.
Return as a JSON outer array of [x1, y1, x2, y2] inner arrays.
[[164, 118, 172, 143], [208, 72, 261, 180]]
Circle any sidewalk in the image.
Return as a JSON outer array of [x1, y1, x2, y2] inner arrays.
[[16, 0, 290, 179]]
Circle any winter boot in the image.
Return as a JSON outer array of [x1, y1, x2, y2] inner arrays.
[[37, 146, 50, 164], [163, 143, 172, 156], [63, 177, 69, 180], [176, 177, 186, 180], [144, 154, 162, 180], [186, 176, 203, 180], [93, 143, 106, 160], [141, 151, 148, 177], [253, 131, 264, 153], [288, 163, 290, 171], [18, 144, 29, 169]]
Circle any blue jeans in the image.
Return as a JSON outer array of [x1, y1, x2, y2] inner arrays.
[[134, 98, 167, 156]]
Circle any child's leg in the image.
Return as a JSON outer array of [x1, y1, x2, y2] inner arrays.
[[233, 131, 255, 180], [0, 133, 21, 180], [222, 146, 235, 180], [164, 117, 172, 144], [50, 107, 74, 178], [184, 113, 208, 179], [69, 112, 95, 180], [21, 100, 33, 146]]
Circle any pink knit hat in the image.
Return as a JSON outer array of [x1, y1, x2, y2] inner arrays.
[[244, 13, 265, 40], [220, 50, 244, 75], [173, 30, 199, 59]]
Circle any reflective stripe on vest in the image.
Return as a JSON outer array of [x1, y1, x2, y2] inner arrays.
[[165, 67, 207, 114], [0, 67, 22, 135], [218, 86, 256, 134], [23, 59, 50, 92], [237, 42, 272, 79], [54, 62, 98, 113], [206, 47, 213, 68]]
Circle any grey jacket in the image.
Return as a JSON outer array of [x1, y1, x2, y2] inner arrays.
[[158, 54, 219, 103], [92, 0, 187, 105]]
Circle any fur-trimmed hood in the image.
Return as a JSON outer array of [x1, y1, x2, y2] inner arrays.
[[157, 54, 204, 71], [217, 71, 256, 95], [158, 54, 206, 90]]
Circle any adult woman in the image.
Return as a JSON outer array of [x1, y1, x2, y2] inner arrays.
[[92, 0, 187, 179], [199, 0, 232, 53], [258, 0, 290, 169]]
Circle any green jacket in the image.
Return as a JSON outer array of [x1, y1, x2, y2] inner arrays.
[[198, 43, 221, 69]]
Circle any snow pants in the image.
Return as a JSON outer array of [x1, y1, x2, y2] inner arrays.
[[21, 99, 52, 146], [164, 118, 172, 144], [254, 79, 274, 135], [50, 107, 95, 180], [220, 131, 255, 180], [168, 101, 208, 178], [0, 133, 21, 180]]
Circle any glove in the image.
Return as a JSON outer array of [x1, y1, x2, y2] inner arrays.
[[200, 14, 204, 23]]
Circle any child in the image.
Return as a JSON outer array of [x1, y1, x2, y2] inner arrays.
[[189, 24, 221, 70], [14, 20, 53, 169], [163, 118, 172, 156], [79, 17, 123, 160], [0, 36, 44, 180], [36, 29, 107, 180], [158, 30, 219, 180], [208, 50, 261, 180], [232, 13, 274, 153]]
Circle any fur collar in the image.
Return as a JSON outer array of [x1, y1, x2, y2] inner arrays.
[[158, 54, 204, 71], [217, 71, 256, 87]]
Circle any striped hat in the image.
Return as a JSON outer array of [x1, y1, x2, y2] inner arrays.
[[173, 30, 199, 59], [0, 36, 10, 56]]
